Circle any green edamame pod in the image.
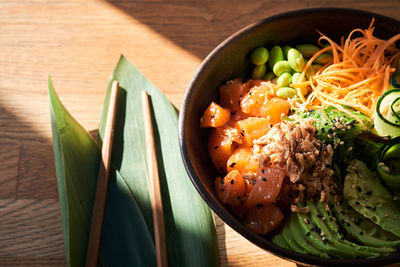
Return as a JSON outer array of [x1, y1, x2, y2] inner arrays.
[[287, 48, 306, 72], [252, 64, 267, 79], [251, 47, 269, 65], [269, 45, 284, 69], [282, 45, 292, 59], [291, 72, 305, 84], [315, 53, 333, 65], [295, 44, 320, 58], [273, 60, 292, 76], [263, 71, 275, 81], [277, 72, 292, 87], [276, 87, 297, 99]]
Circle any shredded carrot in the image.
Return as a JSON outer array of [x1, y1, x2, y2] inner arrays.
[[292, 20, 400, 118]]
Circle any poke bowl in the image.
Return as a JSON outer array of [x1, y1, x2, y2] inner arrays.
[[179, 8, 400, 266]]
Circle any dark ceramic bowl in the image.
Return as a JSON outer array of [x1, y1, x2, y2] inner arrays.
[[179, 8, 400, 266]]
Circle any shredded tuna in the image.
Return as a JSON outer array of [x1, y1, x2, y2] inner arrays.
[[254, 119, 338, 203]]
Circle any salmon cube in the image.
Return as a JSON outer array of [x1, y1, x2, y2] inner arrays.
[[236, 117, 270, 146], [200, 102, 231, 127]]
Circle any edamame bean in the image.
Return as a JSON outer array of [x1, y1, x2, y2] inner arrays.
[[315, 53, 333, 65], [276, 86, 297, 99], [251, 47, 269, 65], [273, 60, 292, 76], [287, 48, 305, 72], [291, 72, 305, 84], [252, 64, 267, 79], [269, 45, 284, 69], [277, 72, 292, 87], [282, 45, 292, 59], [295, 44, 320, 58], [263, 71, 275, 81]]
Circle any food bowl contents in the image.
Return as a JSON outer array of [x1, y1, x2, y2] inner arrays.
[[200, 20, 400, 259]]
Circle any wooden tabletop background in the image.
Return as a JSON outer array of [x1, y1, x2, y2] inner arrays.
[[1, 1, 400, 266]]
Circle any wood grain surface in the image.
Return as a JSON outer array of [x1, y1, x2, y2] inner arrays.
[[1, 0, 400, 266]]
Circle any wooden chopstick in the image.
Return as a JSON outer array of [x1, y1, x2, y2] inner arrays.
[[86, 80, 119, 267], [142, 91, 168, 267]]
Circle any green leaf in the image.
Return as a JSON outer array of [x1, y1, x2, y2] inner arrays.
[[49, 77, 156, 267], [99, 55, 219, 267]]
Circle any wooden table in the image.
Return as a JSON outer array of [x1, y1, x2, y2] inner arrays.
[[1, 1, 400, 266]]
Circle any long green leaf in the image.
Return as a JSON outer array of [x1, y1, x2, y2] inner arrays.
[[49, 78, 156, 267], [99, 55, 219, 267]]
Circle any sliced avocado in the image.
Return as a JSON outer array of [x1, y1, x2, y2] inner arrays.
[[287, 213, 329, 258], [272, 232, 291, 250], [306, 201, 381, 258], [315, 200, 341, 238], [331, 200, 399, 251], [344, 160, 400, 237], [296, 211, 357, 258], [336, 199, 399, 241], [282, 220, 307, 254]]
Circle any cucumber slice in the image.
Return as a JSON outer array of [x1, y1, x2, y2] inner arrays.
[[374, 88, 400, 137]]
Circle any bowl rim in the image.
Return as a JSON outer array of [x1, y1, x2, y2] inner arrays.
[[179, 7, 400, 266]]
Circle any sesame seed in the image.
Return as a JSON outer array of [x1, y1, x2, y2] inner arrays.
[[230, 179, 234, 184], [348, 146, 353, 151], [303, 218, 309, 224], [261, 169, 265, 173], [229, 162, 236, 168], [262, 178, 267, 182], [214, 145, 219, 149]]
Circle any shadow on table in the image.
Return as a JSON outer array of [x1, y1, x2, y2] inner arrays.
[[103, 0, 399, 61], [105, 0, 309, 60]]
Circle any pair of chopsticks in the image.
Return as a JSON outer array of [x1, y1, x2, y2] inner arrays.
[[85, 81, 168, 267]]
